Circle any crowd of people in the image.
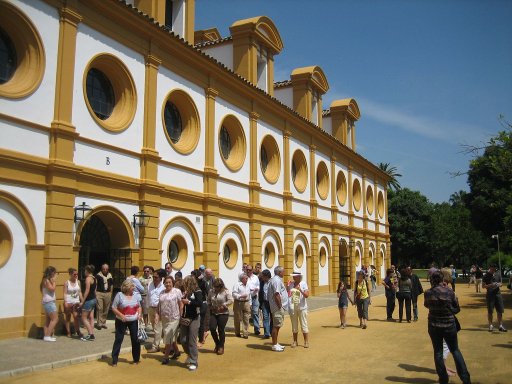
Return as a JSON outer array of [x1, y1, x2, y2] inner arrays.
[[39, 262, 311, 370]]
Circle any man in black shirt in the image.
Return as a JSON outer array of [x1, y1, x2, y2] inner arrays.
[[482, 264, 507, 332]]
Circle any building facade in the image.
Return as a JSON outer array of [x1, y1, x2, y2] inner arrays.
[[0, 0, 390, 339]]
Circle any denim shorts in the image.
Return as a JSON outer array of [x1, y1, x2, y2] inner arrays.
[[43, 301, 57, 314], [82, 298, 97, 312]]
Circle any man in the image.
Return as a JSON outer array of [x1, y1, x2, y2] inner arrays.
[[232, 273, 251, 339], [450, 265, 457, 291], [126, 266, 145, 304], [382, 268, 396, 321], [482, 264, 507, 332], [268, 265, 289, 351], [246, 264, 260, 335], [408, 266, 423, 321], [95, 264, 113, 329], [259, 269, 272, 338], [164, 262, 173, 277], [254, 262, 262, 275], [146, 268, 166, 352], [139, 265, 153, 328]]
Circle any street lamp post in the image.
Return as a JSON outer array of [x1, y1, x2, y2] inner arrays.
[[491, 234, 501, 280]]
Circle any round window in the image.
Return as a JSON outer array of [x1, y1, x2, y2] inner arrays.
[[86, 68, 115, 120], [366, 185, 374, 215], [264, 242, 275, 268], [316, 161, 329, 200], [295, 245, 304, 268], [319, 247, 327, 267], [0, 27, 17, 84], [168, 235, 187, 270], [336, 171, 347, 206], [292, 150, 308, 193], [353, 178, 362, 211], [222, 239, 238, 269], [260, 135, 281, 184], [164, 101, 182, 144], [218, 116, 246, 172], [378, 190, 385, 218], [0, 220, 13, 268]]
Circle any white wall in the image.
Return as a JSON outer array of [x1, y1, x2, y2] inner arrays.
[[159, 210, 203, 254], [0, 120, 49, 160], [217, 180, 249, 204], [160, 219, 197, 275], [200, 43, 234, 71], [318, 236, 330, 286], [0, 0, 59, 126], [218, 218, 249, 291], [158, 164, 204, 194], [322, 116, 333, 136], [273, 87, 293, 109]]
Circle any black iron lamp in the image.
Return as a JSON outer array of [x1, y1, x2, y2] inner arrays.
[[133, 210, 150, 228], [74, 202, 92, 223]]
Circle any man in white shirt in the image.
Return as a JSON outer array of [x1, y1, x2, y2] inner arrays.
[[246, 265, 261, 335], [268, 265, 289, 351], [146, 269, 166, 352], [232, 273, 251, 339]]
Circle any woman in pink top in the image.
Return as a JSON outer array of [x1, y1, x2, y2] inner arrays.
[[158, 276, 183, 364]]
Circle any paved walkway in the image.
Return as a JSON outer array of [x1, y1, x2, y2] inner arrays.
[[0, 283, 510, 383]]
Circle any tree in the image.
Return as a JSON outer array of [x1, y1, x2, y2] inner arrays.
[[388, 188, 432, 267], [466, 124, 512, 252], [378, 162, 402, 191]]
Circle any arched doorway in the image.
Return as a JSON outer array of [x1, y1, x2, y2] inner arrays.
[[339, 239, 351, 288], [78, 211, 133, 290]]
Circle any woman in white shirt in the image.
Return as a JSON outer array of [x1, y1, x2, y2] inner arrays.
[[287, 272, 310, 348], [63, 268, 83, 337]]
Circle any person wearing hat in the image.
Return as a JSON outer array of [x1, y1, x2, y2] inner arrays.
[[287, 271, 310, 348]]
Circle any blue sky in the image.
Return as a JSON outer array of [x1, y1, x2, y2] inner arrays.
[[195, 0, 512, 203]]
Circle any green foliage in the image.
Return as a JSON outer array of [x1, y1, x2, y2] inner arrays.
[[466, 125, 512, 251], [378, 162, 402, 191]]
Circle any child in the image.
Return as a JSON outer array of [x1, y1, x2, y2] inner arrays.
[[336, 280, 353, 328]]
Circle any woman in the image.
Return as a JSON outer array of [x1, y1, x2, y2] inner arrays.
[[397, 267, 412, 322], [424, 271, 471, 384], [111, 279, 142, 366], [180, 275, 203, 371], [63, 268, 83, 337], [287, 272, 310, 347], [382, 268, 396, 321], [159, 276, 183, 364], [79, 264, 96, 341], [207, 278, 233, 355], [336, 280, 353, 328], [353, 271, 371, 329], [40, 266, 58, 342]]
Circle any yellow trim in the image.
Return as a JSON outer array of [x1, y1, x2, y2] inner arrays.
[[222, 238, 238, 269], [366, 185, 374, 215], [292, 149, 308, 193], [0, 219, 13, 268], [230, 16, 284, 53], [263, 242, 276, 268], [219, 223, 248, 256], [168, 234, 188, 270], [0, 1, 45, 99], [0, 190, 38, 245], [261, 228, 284, 255], [160, 215, 201, 254], [378, 190, 385, 219], [82, 53, 137, 133], [352, 178, 362, 211], [294, 244, 304, 268], [336, 170, 347, 206]]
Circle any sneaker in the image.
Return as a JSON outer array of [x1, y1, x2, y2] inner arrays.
[[362, 324, 367, 329], [81, 334, 95, 341], [276, 343, 285, 349], [43, 336, 56, 342], [188, 364, 197, 371], [499, 326, 507, 332], [271, 344, 284, 352], [489, 324, 494, 332]]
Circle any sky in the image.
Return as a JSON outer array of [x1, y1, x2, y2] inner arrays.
[[195, 0, 512, 203]]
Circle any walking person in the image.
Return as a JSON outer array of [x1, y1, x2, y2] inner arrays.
[[474, 266, 483, 293], [409, 266, 424, 321], [159, 276, 183, 364], [482, 264, 507, 332], [139, 265, 153, 328], [287, 272, 310, 348], [79, 264, 97, 341], [268, 266, 289, 351], [354, 270, 371, 329], [246, 265, 261, 335], [259, 269, 272, 338], [63, 267, 83, 337], [467, 265, 476, 288], [95, 263, 113, 330], [41, 266, 58, 342], [397, 267, 412, 323], [450, 265, 457, 291], [424, 271, 471, 384], [207, 278, 233, 355], [232, 273, 251, 339], [336, 280, 353, 328], [179, 275, 203, 371], [382, 268, 396, 321], [146, 268, 166, 353], [110, 280, 142, 366]]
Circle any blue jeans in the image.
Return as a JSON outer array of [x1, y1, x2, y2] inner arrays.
[[428, 323, 471, 384], [261, 301, 271, 337], [251, 295, 260, 333]]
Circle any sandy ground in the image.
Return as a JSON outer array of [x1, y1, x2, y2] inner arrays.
[[1, 284, 510, 384]]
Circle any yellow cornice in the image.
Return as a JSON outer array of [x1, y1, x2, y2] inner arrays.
[[330, 98, 361, 121], [291, 66, 329, 94], [230, 16, 284, 54]]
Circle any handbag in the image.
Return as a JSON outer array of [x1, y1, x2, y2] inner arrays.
[[454, 316, 461, 332], [137, 319, 148, 343], [179, 317, 191, 327]]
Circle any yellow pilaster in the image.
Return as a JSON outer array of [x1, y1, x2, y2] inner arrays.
[[204, 86, 218, 196]]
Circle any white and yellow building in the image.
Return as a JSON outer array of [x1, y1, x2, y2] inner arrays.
[[0, 0, 390, 339]]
